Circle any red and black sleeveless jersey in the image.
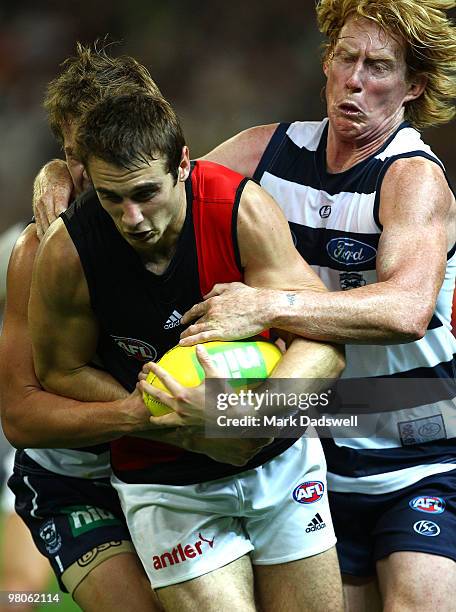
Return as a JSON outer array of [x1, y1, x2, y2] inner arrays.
[[62, 161, 294, 484]]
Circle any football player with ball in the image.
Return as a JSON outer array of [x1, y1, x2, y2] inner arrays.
[[29, 91, 345, 611]]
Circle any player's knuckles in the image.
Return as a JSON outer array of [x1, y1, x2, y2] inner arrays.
[[187, 303, 205, 320], [186, 323, 199, 335], [174, 393, 192, 409]]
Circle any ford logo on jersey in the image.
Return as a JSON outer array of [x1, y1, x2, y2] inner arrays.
[[326, 237, 377, 266], [293, 481, 324, 504], [409, 496, 446, 514]]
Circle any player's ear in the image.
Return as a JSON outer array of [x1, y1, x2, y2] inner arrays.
[[322, 48, 333, 78], [178, 146, 191, 181], [404, 73, 427, 103]]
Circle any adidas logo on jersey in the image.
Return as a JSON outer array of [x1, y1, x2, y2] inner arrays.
[[164, 310, 182, 330], [305, 513, 326, 533]]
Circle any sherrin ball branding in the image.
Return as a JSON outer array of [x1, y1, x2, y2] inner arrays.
[[143, 340, 282, 416]]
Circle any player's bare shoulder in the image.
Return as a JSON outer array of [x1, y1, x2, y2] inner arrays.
[[202, 124, 279, 177], [33, 218, 87, 308], [8, 224, 39, 276], [380, 156, 455, 232], [237, 179, 290, 243]]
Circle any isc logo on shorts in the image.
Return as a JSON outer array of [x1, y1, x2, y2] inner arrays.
[[152, 533, 215, 570], [413, 520, 441, 537], [293, 481, 325, 504], [409, 496, 446, 514]]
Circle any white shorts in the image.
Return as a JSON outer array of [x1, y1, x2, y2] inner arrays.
[[112, 436, 336, 588]]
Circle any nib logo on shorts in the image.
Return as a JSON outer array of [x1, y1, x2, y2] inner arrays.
[[152, 533, 215, 570], [63, 505, 121, 537], [306, 513, 326, 533], [164, 310, 182, 330]]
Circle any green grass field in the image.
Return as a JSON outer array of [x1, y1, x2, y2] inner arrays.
[[0, 511, 80, 612]]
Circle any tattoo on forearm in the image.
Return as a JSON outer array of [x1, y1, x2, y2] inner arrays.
[[286, 293, 297, 306]]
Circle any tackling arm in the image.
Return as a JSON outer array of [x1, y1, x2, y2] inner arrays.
[[28, 219, 127, 401], [200, 124, 278, 177], [0, 225, 151, 448], [181, 158, 454, 345], [237, 180, 345, 384], [270, 158, 454, 343], [33, 160, 75, 240], [2, 225, 215, 453]]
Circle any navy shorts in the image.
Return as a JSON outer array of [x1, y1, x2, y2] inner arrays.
[[8, 450, 134, 595], [329, 469, 456, 577]]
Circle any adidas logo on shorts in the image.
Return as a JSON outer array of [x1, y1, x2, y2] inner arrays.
[[164, 310, 182, 330], [306, 513, 326, 533]]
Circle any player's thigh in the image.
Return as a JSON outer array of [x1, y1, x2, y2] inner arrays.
[[113, 475, 255, 590], [373, 471, 456, 610], [245, 437, 343, 610], [157, 555, 255, 612], [377, 551, 456, 612], [247, 437, 337, 568], [0, 512, 50, 590], [8, 454, 139, 602], [74, 551, 161, 612], [342, 574, 382, 612], [254, 546, 344, 612]]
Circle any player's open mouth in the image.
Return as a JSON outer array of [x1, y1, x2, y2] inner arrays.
[[126, 230, 155, 241], [338, 103, 363, 116]]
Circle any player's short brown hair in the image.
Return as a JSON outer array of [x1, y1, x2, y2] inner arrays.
[[77, 92, 186, 182], [44, 41, 162, 143]]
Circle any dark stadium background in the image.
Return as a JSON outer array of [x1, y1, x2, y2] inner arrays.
[[0, 1, 454, 233], [0, 2, 454, 610]]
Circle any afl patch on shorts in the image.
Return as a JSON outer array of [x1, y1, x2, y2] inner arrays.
[[329, 468, 456, 576]]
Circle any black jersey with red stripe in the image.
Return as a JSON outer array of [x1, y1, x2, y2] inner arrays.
[[61, 161, 294, 485]]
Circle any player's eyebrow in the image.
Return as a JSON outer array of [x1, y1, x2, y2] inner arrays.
[[96, 187, 119, 198], [130, 183, 161, 195], [96, 182, 161, 199], [336, 38, 398, 62]]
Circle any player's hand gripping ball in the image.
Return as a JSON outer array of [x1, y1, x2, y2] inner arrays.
[[142, 340, 281, 416]]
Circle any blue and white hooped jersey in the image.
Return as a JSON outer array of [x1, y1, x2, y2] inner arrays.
[[254, 119, 456, 494]]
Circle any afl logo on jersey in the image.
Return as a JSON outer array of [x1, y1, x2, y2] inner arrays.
[[292, 481, 325, 504], [409, 496, 445, 514], [327, 237, 377, 266], [111, 335, 157, 362]]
